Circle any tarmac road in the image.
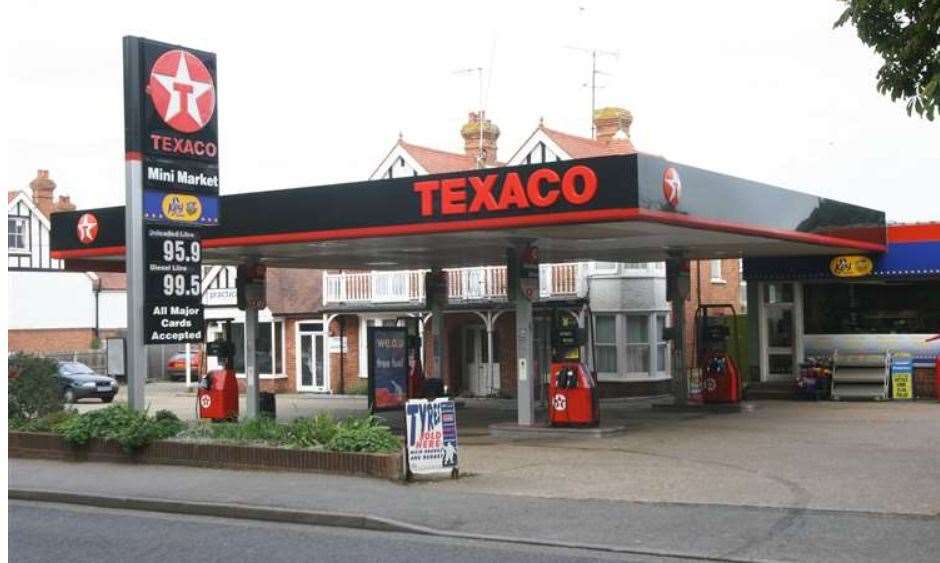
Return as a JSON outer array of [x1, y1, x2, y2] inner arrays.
[[8, 501, 679, 563]]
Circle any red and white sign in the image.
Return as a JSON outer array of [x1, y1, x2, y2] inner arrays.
[[199, 394, 212, 409], [76, 213, 99, 244], [552, 394, 567, 411], [663, 167, 682, 208], [149, 49, 216, 134]]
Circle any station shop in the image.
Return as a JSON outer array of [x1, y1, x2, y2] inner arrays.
[[745, 222, 940, 398]]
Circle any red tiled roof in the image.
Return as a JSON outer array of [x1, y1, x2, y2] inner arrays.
[[95, 272, 127, 290], [540, 126, 636, 158], [398, 141, 478, 174]]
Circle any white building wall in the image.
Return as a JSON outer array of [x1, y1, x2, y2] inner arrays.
[[97, 291, 127, 330], [8, 271, 96, 329]]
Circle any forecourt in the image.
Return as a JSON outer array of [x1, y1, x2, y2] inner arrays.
[[50, 153, 886, 425]]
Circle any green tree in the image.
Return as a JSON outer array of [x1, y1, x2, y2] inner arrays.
[[835, 0, 940, 120]]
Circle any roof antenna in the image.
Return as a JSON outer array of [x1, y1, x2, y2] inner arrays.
[[454, 66, 486, 168], [565, 46, 618, 138]]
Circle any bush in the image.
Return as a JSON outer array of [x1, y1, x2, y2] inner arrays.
[[8, 353, 64, 423], [327, 415, 401, 453], [10, 409, 77, 432], [285, 413, 338, 448], [55, 405, 185, 453]]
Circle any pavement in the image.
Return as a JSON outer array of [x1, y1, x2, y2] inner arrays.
[[9, 459, 939, 562]]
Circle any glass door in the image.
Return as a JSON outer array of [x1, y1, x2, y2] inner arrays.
[[297, 322, 326, 392], [761, 283, 796, 382]]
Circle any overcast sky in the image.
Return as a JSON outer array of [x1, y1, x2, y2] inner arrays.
[[4, 0, 938, 221]]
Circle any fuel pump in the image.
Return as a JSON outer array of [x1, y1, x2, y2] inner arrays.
[[198, 318, 239, 421], [548, 310, 599, 426], [694, 304, 742, 404]]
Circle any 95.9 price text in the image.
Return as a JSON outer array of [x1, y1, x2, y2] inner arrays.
[[162, 239, 201, 263]]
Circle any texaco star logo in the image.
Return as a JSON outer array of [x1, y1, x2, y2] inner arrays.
[[148, 49, 215, 133], [76, 213, 99, 244], [199, 394, 212, 409], [552, 394, 567, 411], [663, 167, 682, 208]]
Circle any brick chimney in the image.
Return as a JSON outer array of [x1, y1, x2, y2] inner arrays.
[[593, 106, 633, 144], [29, 170, 56, 217], [460, 111, 500, 167], [55, 195, 76, 212]]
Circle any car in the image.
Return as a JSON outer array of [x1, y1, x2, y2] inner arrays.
[[56, 361, 119, 403], [166, 351, 203, 381]]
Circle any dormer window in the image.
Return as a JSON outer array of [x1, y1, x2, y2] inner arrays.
[[8, 217, 28, 253]]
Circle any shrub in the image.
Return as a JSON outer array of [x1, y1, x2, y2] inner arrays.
[[285, 413, 338, 448], [8, 353, 63, 423], [327, 415, 401, 453], [55, 405, 185, 453], [10, 409, 77, 432]]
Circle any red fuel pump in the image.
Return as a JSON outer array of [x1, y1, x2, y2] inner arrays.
[[548, 310, 599, 426], [695, 304, 742, 404], [198, 319, 239, 422]]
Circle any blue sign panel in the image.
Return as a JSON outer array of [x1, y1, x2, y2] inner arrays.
[[144, 190, 220, 226], [368, 326, 408, 411]]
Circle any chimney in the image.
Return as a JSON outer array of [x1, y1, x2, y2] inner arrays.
[[460, 111, 500, 167], [593, 106, 633, 144], [29, 169, 56, 217], [55, 195, 76, 213]]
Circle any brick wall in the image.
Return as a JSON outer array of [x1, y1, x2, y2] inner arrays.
[[329, 315, 363, 394], [9, 329, 96, 353]]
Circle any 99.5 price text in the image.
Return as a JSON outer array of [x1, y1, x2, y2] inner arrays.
[[162, 273, 201, 297]]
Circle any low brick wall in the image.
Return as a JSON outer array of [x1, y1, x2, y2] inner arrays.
[[9, 432, 402, 481]]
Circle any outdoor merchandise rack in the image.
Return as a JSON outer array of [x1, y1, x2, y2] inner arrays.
[[830, 351, 889, 401]]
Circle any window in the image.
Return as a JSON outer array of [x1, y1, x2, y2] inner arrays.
[[8, 217, 27, 252], [224, 320, 284, 376], [625, 315, 649, 374], [803, 282, 940, 334], [710, 259, 725, 282], [594, 314, 618, 373], [655, 314, 669, 374]]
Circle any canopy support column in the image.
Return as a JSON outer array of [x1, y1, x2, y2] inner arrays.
[[667, 259, 690, 405], [244, 305, 260, 418], [430, 268, 445, 384], [509, 248, 535, 425]]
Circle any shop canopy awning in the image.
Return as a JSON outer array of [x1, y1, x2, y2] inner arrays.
[[50, 154, 886, 271]]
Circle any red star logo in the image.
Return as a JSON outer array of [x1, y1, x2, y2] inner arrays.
[[76, 213, 99, 244], [663, 167, 682, 208], [148, 49, 215, 133]]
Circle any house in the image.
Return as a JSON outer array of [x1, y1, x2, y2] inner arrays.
[[7, 171, 128, 353]]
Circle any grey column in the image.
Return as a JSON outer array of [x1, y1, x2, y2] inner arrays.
[[124, 159, 146, 411], [485, 313, 495, 394], [509, 249, 535, 425], [430, 269, 444, 384], [668, 262, 689, 405], [244, 306, 259, 418]]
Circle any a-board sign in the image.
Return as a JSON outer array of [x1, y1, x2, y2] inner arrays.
[[405, 398, 459, 475], [891, 359, 913, 400], [368, 326, 408, 411], [125, 37, 220, 345]]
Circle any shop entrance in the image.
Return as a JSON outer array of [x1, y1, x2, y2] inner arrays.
[[462, 325, 498, 396], [759, 283, 801, 381], [296, 321, 327, 392]]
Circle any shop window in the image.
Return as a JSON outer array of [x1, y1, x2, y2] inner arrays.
[[803, 282, 940, 334], [8, 217, 27, 252], [625, 315, 650, 374], [594, 314, 618, 373]]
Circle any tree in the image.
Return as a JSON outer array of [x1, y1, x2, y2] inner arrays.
[[835, 0, 940, 120]]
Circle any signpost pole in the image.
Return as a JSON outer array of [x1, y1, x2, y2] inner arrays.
[[245, 304, 259, 418], [123, 37, 147, 411]]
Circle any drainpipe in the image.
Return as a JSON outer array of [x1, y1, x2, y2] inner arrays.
[[339, 316, 346, 394], [93, 279, 101, 340]]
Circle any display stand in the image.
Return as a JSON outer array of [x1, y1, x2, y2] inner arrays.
[[830, 351, 889, 400]]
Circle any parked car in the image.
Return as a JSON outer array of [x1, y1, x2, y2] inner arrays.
[[56, 361, 119, 403], [166, 351, 203, 381]]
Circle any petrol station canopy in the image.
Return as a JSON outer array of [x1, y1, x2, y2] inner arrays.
[[50, 154, 887, 270]]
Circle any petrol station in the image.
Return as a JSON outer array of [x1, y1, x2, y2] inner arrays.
[[51, 150, 887, 426]]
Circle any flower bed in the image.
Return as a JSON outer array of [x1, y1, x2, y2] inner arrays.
[[9, 431, 403, 480]]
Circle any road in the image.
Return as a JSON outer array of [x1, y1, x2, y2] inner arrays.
[[9, 501, 679, 563]]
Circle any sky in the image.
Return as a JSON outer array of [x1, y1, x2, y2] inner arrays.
[[3, 0, 938, 222]]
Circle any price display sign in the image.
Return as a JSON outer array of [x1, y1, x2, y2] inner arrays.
[[144, 226, 204, 343]]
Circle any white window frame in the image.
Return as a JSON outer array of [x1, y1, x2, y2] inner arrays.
[[593, 311, 672, 382], [710, 259, 726, 283], [8, 216, 28, 254], [593, 313, 619, 376]]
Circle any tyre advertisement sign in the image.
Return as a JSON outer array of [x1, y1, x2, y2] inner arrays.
[[405, 398, 459, 475], [368, 326, 408, 411]]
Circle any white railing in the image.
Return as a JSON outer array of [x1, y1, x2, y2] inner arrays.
[[323, 263, 589, 305]]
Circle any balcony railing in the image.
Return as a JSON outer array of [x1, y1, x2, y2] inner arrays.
[[324, 263, 587, 305]]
